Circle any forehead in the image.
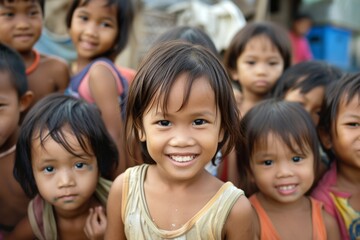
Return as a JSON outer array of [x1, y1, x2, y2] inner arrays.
[[148, 73, 215, 114], [243, 35, 280, 54], [78, 0, 117, 13], [338, 94, 360, 115], [0, 71, 17, 95]]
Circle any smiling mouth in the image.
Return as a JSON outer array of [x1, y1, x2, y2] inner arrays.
[[277, 185, 296, 191], [169, 155, 196, 163]]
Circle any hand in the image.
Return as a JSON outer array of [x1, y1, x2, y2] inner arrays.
[[84, 206, 107, 240]]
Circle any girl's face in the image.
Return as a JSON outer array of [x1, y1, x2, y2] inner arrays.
[[139, 74, 224, 181], [330, 96, 360, 170], [31, 128, 99, 214], [232, 35, 284, 97], [250, 133, 314, 204], [69, 0, 118, 61], [284, 85, 325, 126], [0, 0, 42, 53]]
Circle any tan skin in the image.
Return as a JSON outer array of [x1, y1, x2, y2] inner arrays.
[[219, 36, 285, 184], [105, 75, 254, 239], [6, 197, 106, 240], [24, 52, 70, 110], [69, 0, 127, 177], [0, 72, 33, 236], [319, 96, 360, 214], [249, 134, 340, 240], [253, 193, 340, 240], [106, 168, 254, 240], [5, 129, 108, 240], [0, 0, 70, 115]]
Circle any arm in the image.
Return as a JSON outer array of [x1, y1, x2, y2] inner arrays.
[[88, 64, 126, 176], [53, 58, 70, 92], [105, 174, 126, 240], [4, 217, 35, 240], [323, 209, 341, 240], [224, 195, 255, 240]]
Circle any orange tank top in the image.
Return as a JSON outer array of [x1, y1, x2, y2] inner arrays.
[[250, 195, 327, 240]]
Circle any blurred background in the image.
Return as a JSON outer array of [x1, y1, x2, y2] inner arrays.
[[37, 0, 360, 72]]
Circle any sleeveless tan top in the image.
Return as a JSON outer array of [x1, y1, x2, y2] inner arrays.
[[121, 164, 244, 240]]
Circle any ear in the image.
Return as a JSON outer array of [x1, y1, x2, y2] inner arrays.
[[218, 128, 225, 143], [138, 128, 146, 142], [230, 69, 239, 81], [318, 127, 332, 150], [19, 90, 34, 112]]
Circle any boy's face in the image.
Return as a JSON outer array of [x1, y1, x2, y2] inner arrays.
[[330, 96, 360, 169], [0, 0, 42, 53], [0, 71, 22, 151], [284, 85, 325, 126]]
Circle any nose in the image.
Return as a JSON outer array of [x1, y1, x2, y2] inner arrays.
[[255, 63, 267, 75], [275, 161, 294, 178], [168, 127, 196, 147], [83, 22, 98, 37], [57, 169, 76, 188], [15, 15, 30, 30]]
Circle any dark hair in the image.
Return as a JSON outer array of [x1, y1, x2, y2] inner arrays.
[[292, 12, 312, 23], [126, 41, 240, 165], [154, 26, 219, 57], [14, 94, 118, 198], [272, 61, 343, 99], [223, 21, 292, 76], [237, 99, 321, 196], [318, 73, 360, 160], [0, 0, 44, 14], [66, 0, 133, 58], [0, 43, 28, 98]]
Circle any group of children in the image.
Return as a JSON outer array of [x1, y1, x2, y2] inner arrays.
[[0, 0, 359, 239]]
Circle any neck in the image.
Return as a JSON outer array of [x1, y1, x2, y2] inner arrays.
[[337, 162, 360, 190], [256, 192, 310, 213]]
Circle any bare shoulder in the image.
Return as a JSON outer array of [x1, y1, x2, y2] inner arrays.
[[39, 54, 69, 71], [4, 217, 34, 240], [105, 173, 126, 240], [322, 209, 341, 240], [89, 62, 117, 84], [224, 193, 255, 240]]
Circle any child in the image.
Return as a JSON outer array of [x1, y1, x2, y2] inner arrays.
[[65, 0, 134, 176], [312, 74, 360, 240], [221, 22, 292, 184], [237, 99, 340, 239], [223, 21, 292, 116], [272, 60, 342, 126], [289, 12, 313, 64], [154, 26, 222, 177], [0, 0, 70, 110], [105, 41, 254, 239], [7, 94, 118, 239], [0, 43, 33, 238]]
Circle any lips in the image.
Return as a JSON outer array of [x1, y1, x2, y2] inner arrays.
[[79, 39, 97, 50], [56, 194, 77, 202], [13, 34, 33, 41], [276, 184, 297, 195]]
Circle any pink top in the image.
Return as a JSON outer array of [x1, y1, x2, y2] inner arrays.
[[289, 32, 313, 64], [311, 162, 359, 240]]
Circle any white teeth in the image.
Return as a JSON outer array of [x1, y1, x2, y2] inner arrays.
[[170, 155, 195, 162], [278, 185, 295, 191]]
